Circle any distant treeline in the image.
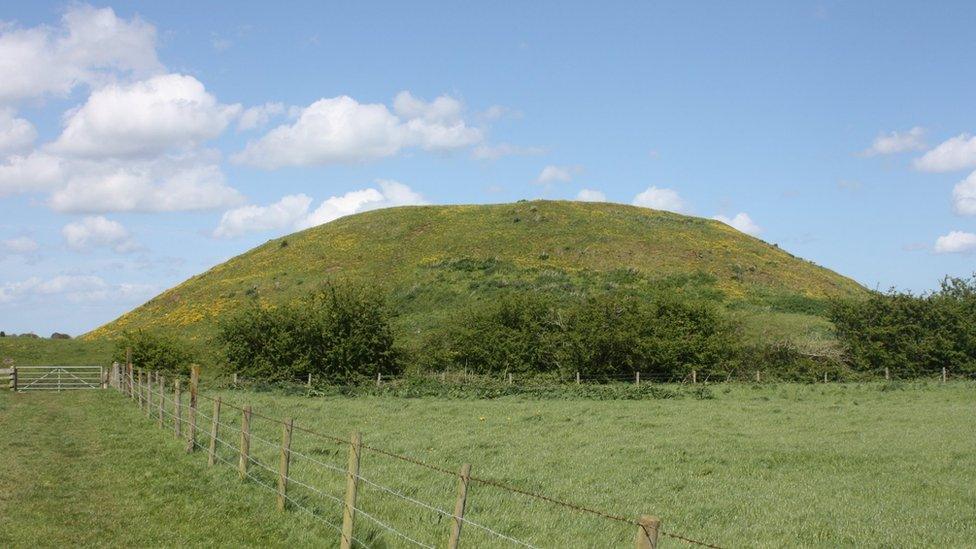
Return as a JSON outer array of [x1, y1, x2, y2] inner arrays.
[[116, 276, 976, 382]]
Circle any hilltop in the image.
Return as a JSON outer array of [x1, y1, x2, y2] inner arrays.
[[85, 200, 865, 347]]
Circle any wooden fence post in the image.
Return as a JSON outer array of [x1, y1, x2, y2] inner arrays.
[[942, 367, 947, 383], [10, 367, 16, 392], [508, 372, 513, 385], [636, 515, 661, 549], [636, 371, 640, 386], [137, 370, 144, 410], [239, 405, 252, 479], [277, 418, 294, 511], [692, 370, 697, 384], [126, 347, 133, 398], [100, 366, 106, 389], [376, 372, 382, 387], [755, 370, 761, 383], [111, 362, 119, 390], [824, 372, 828, 384], [576, 371, 580, 385], [341, 431, 362, 549], [232, 372, 238, 385], [146, 371, 153, 417], [307, 373, 312, 387], [208, 396, 222, 466], [185, 364, 200, 453], [157, 377, 165, 429], [885, 367, 890, 381], [174, 379, 182, 438], [448, 463, 472, 549]]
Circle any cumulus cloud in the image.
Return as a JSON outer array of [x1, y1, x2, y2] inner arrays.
[[632, 186, 689, 213], [214, 180, 427, 237], [575, 189, 607, 202], [0, 152, 63, 196], [234, 93, 482, 168], [914, 134, 976, 172], [0, 4, 161, 104], [861, 127, 926, 156], [472, 142, 546, 160], [213, 194, 313, 238], [951, 171, 976, 216], [0, 108, 36, 153], [1, 236, 38, 254], [536, 165, 582, 184], [49, 73, 241, 158], [712, 212, 762, 236], [237, 102, 285, 131], [62, 216, 137, 253], [934, 230, 976, 254], [0, 274, 154, 304], [48, 154, 243, 213]]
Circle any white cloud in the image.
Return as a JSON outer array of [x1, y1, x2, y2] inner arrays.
[[48, 152, 243, 213], [951, 171, 976, 216], [2, 236, 38, 254], [234, 93, 482, 169], [934, 230, 976, 254], [0, 4, 161, 104], [712, 212, 762, 236], [300, 180, 427, 229], [861, 127, 925, 156], [0, 108, 36, 153], [62, 216, 137, 253], [536, 165, 582, 184], [914, 133, 976, 172], [479, 105, 520, 121], [0, 274, 154, 304], [214, 180, 428, 238], [213, 194, 313, 238], [632, 186, 689, 213], [472, 142, 546, 160], [49, 73, 241, 158], [237, 102, 285, 131], [575, 189, 607, 202], [0, 152, 63, 196]]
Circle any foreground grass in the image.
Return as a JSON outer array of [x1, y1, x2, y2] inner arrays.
[[0, 391, 338, 547], [2, 383, 974, 547], [205, 382, 976, 548]]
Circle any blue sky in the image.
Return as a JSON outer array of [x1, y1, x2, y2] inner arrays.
[[1, 1, 975, 335]]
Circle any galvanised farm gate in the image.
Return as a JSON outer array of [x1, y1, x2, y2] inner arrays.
[[4, 365, 106, 391]]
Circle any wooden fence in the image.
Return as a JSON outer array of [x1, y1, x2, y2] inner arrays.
[[111, 362, 690, 549]]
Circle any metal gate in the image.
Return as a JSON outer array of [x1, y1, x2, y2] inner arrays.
[[16, 366, 104, 392]]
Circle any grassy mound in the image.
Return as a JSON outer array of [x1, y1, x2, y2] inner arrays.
[[85, 200, 865, 348]]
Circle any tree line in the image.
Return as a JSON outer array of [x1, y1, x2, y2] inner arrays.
[[115, 275, 976, 382]]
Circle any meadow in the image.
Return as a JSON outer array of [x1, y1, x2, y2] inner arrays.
[[3, 381, 973, 547]]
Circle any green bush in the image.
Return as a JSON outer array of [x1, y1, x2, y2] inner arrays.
[[829, 275, 976, 376], [217, 284, 400, 382], [425, 292, 738, 378], [112, 330, 196, 375]]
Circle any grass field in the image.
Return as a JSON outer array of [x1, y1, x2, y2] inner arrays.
[[2, 382, 973, 547]]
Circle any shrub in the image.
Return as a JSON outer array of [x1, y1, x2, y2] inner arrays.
[[444, 293, 563, 375], [562, 293, 737, 380], [217, 283, 400, 382], [113, 330, 196, 375], [829, 275, 976, 376], [428, 291, 739, 379]]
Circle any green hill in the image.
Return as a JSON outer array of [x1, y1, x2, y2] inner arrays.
[[85, 200, 865, 348]]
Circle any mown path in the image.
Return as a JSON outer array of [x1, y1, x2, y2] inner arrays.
[[0, 390, 331, 548]]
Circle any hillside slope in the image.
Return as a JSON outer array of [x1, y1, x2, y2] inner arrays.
[[86, 200, 865, 345]]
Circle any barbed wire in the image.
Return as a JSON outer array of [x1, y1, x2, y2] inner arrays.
[[121, 374, 729, 548]]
